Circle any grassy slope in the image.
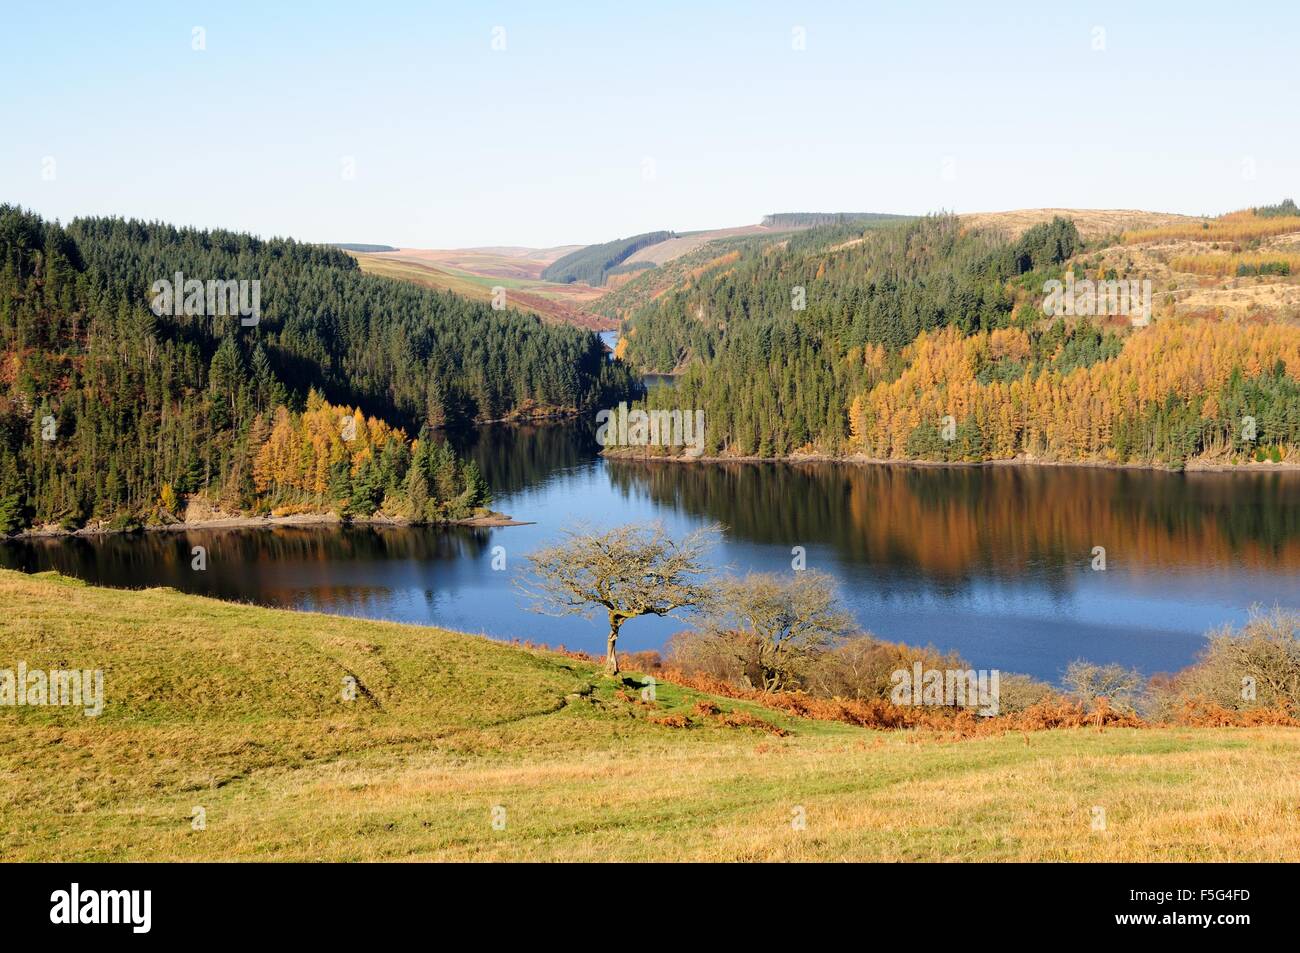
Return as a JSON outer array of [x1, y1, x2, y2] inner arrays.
[[353, 253, 505, 302], [1, 568, 1297, 861], [353, 253, 614, 330]]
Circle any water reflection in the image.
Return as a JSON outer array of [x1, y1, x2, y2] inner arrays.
[[604, 460, 1300, 579], [3, 423, 1297, 681]]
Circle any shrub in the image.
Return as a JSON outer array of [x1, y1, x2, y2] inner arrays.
[[618, 650, 664, 674], [718, 710, 789, 736], [995, 672, 1058, 713], [1062, 660, 1145, 712], [106, 511, 141, 533], [648, 713, 690, 729], [806, 636, 966, 701], [682, 571, 855, 692], [1150, 609, 1300, 717]]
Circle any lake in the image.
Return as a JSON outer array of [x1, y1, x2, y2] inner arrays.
[[4, 420, 1298, 683]]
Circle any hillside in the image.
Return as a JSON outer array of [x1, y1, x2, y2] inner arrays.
[[351, 249, 615, 330], [620, 224, 775, 267], [952, 208, 1300, 320], [622, 206, 1300, 465], [594, 231, 784, 322], [2, 568, 1297, 861], [0, 205, 637, 535], [958, 208, 1204, 241], [598, 216, 922, 323], [589, 214, 910, 276], [354, 215, 911, 328], [540, 231, 674, 286]]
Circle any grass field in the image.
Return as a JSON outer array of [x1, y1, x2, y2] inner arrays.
[[1, 568, 1297, 862]]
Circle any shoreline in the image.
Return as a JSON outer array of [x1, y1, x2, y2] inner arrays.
[[600, 448, 1300, 474], [8, 510, 532, 541]]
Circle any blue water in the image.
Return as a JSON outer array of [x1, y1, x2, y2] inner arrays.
[[4, 422, 1298, 683]]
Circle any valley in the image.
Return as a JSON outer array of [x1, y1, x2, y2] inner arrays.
[[5, 0, 1297, 890]]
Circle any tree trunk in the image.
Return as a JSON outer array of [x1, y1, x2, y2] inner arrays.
[[605, 618, 621, 675]]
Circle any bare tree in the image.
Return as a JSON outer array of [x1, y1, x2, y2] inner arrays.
[[1153, 608, 1300, 714], [693, 571, 856, 692], [521, 522, 717, 675], [1062, 659, 1145, 711]]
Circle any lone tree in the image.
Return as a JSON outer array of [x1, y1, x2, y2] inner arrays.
[[522, 522, 717, 675]]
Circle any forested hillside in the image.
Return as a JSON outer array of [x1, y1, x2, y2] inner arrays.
[[593, 233, 777, 323], [0, 205, 636, 532], [541, 231, 674, 286], [625, 210, 1300, 464]]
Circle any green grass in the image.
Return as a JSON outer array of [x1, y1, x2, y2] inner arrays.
[[1, 568, 1297, 861]]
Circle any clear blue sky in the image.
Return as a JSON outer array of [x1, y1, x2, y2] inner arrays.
[[2, 1, 1295, 248]]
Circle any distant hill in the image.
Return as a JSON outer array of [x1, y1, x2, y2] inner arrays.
[[956, 209, 1201, 241], [456, 245, 583, 262], [353, 214, 914, 325], [332, 243, 398, 252], [541, 231, 675, 286], [594, 231, 790, 321], [349, 246, 616, 330], [589, 214, 910, 277], [597, 216, 918, 320], [760, 212, 911, 229]]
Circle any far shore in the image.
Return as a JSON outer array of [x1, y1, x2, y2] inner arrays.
[[9, 510, 532, 541], [601, 448, 1300, 474]]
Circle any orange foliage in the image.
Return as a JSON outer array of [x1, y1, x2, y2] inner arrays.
[[1170, 702, 1299, 728], [1124, 214, 1300, 245], [848, 320, 1300, 463], [505, 642, 1296, 737], [656, 665, 1144, 737], [647, 713, 691, 728], [716, 710, 789, 736], [252, 391, 408, 498], [1167, 251, 1300, 277]]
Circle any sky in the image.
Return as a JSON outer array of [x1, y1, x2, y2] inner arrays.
[[2, 1, 1296, 249]]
